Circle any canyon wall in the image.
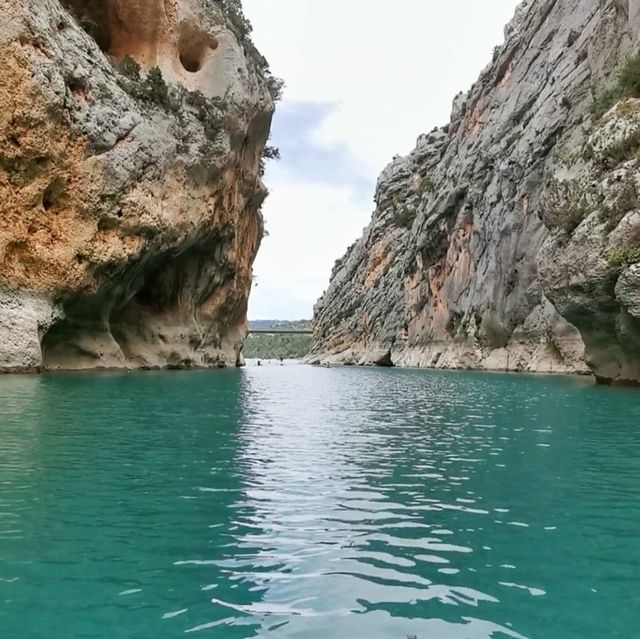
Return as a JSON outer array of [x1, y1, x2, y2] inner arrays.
[[0, 0, 275, 371], [313, 0, 640, 384]]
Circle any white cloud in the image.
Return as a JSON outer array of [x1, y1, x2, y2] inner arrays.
[[243, 0, 521, 319], [249, 163, 368, 319]]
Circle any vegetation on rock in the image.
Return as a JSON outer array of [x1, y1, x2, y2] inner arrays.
[[113, 60, 226, 145], [607, 246, 640, 267], [115, 59, 173, 110], [480, 315, 511, 349], [0, 0, 275, 372], [215, 0, 285, 103], [593, 88, 623, 121], [184, 89, 224, 140], [266, 74, 285, 102], [115, 55, 141, 81], [393, 205, 417, 229], [259, 145, 281, 176], [599, 128, 640, 169], [218, 0, 253, 41], [592, 49, 640, 120], [540, 178, 597, 234]]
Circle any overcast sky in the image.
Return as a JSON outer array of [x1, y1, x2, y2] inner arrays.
[[243, 0, 521, 320]]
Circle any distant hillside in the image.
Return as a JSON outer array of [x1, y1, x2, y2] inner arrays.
[[245, 320, 313, 359], [249, 320, 312, 332]]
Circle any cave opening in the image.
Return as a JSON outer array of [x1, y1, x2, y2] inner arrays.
[[60, 2, 220, 82], [178, 23, 218, 74], [59, 0, 113, 52], [180, 51, 202, 74], [59, 0, 167, 67]]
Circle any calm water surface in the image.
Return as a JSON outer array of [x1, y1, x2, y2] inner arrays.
[[1, 366, 640, 638]]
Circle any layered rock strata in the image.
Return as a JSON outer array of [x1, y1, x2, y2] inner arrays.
[[313, 0, 640, 384]]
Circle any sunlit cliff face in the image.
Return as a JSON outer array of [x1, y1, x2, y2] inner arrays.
[[60, 0, 244, 95], [311, 0, 640, 383], [0, 0, 273, 371]]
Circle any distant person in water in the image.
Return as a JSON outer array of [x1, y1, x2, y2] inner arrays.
[[257, 360, 261, 367]]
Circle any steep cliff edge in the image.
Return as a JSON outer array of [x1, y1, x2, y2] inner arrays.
[[313, 0, 640, 384], [0, 0, 275, 371]]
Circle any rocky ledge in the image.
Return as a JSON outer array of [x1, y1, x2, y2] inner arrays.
[[312, 0, 640, 385], [0, 0, 276, 372]]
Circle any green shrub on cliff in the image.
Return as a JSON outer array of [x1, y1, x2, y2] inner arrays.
[[219, 0, 253, 40], [419, 175, 435, 193], [142, 67, 170, 107], [268, 76, 285, 102], [259, 145, 281, 176], [116, 68, 225, 141], [592, 88, 622, 121], [618, 50, 640, 97], [540, 178, 595, 233], [607, 246, 640, 267], [115, 56, 141, 82], [119, 65, 173, 110], [481, 315, 511, 349], [215, 0, 285, 102], [593, 49, 640, 120], [601, 127, 640, 168], [263, 146, 281, 161], [185, 90, 223, 140]]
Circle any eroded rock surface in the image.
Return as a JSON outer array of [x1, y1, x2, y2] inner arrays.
[[0, 0, 275, 371], [538, 102, 640, 385], [313, 0, 640, 383]]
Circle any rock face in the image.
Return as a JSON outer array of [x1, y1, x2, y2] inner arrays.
[[0, 0, 274, 371], [538, 105, 640, 385], [313, 0, 640, 384]]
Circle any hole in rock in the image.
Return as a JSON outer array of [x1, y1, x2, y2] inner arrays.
[[180, 52, 201, 74], [42, 178, 64, 211], [178, 23, 218, 74], [59, 0, 168, 65], [66, 74, 87, 95]]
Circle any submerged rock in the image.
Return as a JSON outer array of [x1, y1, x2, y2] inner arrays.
[[313, 0, 640, 384], [0, 0, 275, 371]]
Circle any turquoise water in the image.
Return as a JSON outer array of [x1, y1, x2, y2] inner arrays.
[[1, 367, 640, 638]]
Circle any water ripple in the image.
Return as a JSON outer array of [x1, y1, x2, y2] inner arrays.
[[0, 368, 639, 638]]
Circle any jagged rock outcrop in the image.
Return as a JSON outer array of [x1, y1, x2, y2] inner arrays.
[[313, 0, 640, 384], [0, 0, 275, 371], [538, 100, 640, 384]]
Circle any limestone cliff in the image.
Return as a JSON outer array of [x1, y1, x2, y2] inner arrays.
[[0, 0, 275, 371], [313, 0, 640, 384]]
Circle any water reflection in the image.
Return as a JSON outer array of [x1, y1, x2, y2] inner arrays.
[[0, 368, 639, 639]]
